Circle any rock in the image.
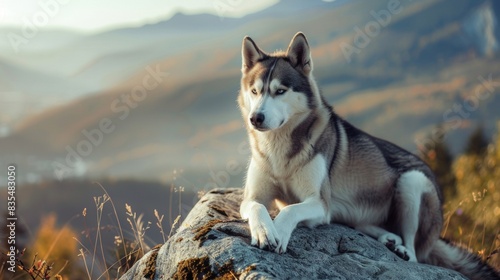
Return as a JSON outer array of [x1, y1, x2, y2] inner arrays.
[[120, 188, 467, 280]]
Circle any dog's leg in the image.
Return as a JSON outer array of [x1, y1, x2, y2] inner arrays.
[[272, 154, 328, 254], [273, 196, 326, 253], [240, 159, 279, 250], [356, 171, 434, 262], [241, 199, 279, 249], [391, 170, 432, 262]]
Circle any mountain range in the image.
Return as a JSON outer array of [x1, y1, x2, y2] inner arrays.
[[1, 0, 500, 187]]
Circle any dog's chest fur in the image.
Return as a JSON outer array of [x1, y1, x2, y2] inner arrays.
[[251, 126, 321, 203], [270, 135, 310, 173]]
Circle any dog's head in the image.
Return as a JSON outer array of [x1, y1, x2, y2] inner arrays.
[[239, 32, 318, 132]]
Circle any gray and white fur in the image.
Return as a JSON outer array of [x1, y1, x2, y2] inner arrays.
[[238, 32, 500, 280]]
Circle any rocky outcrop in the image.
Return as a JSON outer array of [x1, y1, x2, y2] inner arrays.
[[120, 188, 466, 279]]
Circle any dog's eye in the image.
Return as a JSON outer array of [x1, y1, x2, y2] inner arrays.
[[251, 89, 258, 95], [276, 89, 286, 95]]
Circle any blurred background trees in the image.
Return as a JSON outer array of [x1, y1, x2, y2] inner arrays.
[[420, 122, 500, 269]]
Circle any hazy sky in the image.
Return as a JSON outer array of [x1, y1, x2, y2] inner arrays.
[[0, 0, 278, 33]]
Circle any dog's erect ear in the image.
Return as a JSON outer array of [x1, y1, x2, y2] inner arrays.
[[286, 32, 312, 74], [242, 36, 265, 73]]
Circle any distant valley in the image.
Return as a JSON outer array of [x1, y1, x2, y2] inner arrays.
[[1, 0, 500, 186]]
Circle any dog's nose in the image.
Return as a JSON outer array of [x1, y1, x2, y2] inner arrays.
[[250, 113, 265, 127]]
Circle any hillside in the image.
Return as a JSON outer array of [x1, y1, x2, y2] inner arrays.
[[0, 0, 499, 185]]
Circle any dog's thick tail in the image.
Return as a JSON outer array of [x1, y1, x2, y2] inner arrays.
[[424, 238, 500, 280]]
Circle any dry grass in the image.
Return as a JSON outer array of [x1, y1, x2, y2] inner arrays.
[[0, 180, 184, 280]]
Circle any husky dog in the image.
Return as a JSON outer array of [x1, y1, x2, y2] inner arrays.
[[238, 32, 500, 280]]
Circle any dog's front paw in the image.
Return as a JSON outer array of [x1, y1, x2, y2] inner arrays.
[[248, 210, 279, 250], [273, 214, 294, 254]]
